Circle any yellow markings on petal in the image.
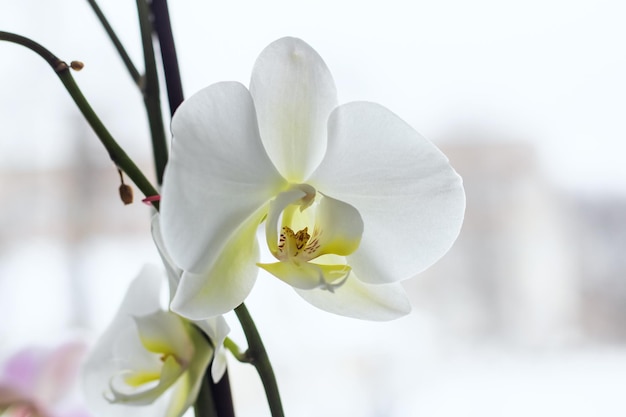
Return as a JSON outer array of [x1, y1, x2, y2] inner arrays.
[[134, 311, 194, 362], [137, 337, 176, 358], [165, 372, 191, 417], [258, 260, 351, 291], [104, 312, 212, 409], [276, 225, 324, 262], [262, 184, 364, 292], [124, 370, 161, 387], [278, 226, 309, 257]]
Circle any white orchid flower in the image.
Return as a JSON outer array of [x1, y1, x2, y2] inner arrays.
[[82, 265, 228, 417], [160, 37, 465, 321]]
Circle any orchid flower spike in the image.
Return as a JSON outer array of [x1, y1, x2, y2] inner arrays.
[[82, 264, 229, 417], [160, 37, 465, 321]]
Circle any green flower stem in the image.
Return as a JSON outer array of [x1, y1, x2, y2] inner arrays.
[[235, 303, 285, 417], [135, 0, 168, 185], [85, 0, 141, 86], [0, 31, 159, 204], [224, 337, 251, 363], [150, 0, 185, 116]]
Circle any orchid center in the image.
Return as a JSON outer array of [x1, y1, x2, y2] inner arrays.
[[105, 311, 195, 405], [258, 184, 364, 291], [277, 226, 321, 262]]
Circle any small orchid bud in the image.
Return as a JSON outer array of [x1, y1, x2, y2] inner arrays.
[[70, 61, 84, 71], [119, 184, 133, 205], [117, 168, 133, 205]]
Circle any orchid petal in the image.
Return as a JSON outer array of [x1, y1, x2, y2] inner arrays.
[[151, 215, 182, 301], [194, 317, 231, 382], [257, 261, 350, 290], [250, 37, 338, 182], [161, 81, 287, 275], [295, 272, 411, 321], [163, 327, 213, 417], [112, 326, 163, 382], [309, 102, 465, 284], [313, 194, 363, 257], [170, 207, 266, 320], [108, 355, 183, 405], [133, 312, 193, 361]]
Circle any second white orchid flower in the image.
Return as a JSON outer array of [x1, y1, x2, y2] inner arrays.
[[82, 262, 229, 417], [160, 37, 465, 321]]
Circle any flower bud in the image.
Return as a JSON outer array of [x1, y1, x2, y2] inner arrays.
[[70, 61, 84, 71], [119, 184, 133, 205]]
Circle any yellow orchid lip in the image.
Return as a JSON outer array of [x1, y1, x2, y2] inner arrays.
[[259, 184, 364, 290], [258, 260, 351, 291]]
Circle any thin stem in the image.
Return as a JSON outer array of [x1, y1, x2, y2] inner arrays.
[[235, 303, 285, 417], [136, 0, 168, 185], [150, 0, 184, 116], [85, 0, 141, 85], [0, 31, 159, 204], [224, 337, 251, 363]]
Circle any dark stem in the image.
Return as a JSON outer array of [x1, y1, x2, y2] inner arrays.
[[85, 0, 142, 85], [150, 0, 185, 116], [210, 370, 236, 417], [0, 31, 159, 205], [148, 3, 238, 415], [194, 367, 219, 417], [235, 303, 285, 417], [136, 0, 168, 185]]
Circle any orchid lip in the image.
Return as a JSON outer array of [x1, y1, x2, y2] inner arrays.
[[260, 184, 364, 291]]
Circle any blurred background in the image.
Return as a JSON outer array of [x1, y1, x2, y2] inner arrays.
[[1, 0, 625, 416]]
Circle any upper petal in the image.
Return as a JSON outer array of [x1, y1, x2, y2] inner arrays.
[[250, 37, 338, 182], [161, 81, 287, 274], [309, 102, 465, 284]]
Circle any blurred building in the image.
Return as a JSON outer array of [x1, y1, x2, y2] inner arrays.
[[573, 195, 626, 342], [0, 124, 153, 342], [406, 141, 615, 348]]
